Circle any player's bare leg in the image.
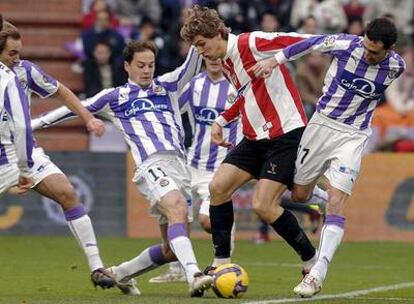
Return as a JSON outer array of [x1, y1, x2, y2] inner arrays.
[[294, 183, 348, 297], [253, 179, 317, 275], [34, 173, 114, 289]]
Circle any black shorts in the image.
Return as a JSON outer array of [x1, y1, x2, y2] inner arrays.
[[223, 127, 304, 189]]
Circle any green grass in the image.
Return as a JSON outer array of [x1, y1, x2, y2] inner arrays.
[[1, 236, 414, 304]]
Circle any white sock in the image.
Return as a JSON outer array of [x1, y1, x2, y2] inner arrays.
[[168, 223, 200, 285], [67, 214, 103, 271], [113, 247, 161, 280], [310, 223, 344, 282]]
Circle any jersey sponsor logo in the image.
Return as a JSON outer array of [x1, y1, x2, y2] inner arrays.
[[124, 96, 172, 117], [194, 106, 220, 125], [339, 70, 386, 99]]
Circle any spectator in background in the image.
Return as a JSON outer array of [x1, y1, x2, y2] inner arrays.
[[82, 40, 127, 97], [252, 0, 295, 32], [346, 17, 364, 36], [295, 52, 330, 118], [297, 15, 319, 35], [343, 0, 365, 23], [82, 0, 119, 29], [291, 0, 346, 33], [372, 48, 414, 142], [111, 0, 161, 27], [81, 10, 125, 61], [363, 0, 413, 40], [260, 12, 280, 33]]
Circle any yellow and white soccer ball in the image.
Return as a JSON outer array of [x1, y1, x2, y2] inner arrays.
[[212, 263, 249, 298]]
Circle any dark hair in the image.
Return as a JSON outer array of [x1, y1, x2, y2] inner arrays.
[[180, 5, 230, 42], [365, 17, 397, 50], [0, 18, 21, 53], [123, 40, 157, 63]]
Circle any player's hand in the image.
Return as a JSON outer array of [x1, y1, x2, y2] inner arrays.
[[211, 122, 233, 148], [17, 175, 34, 195], [248, 57, 279, 78], [86, 118, 106, 137]]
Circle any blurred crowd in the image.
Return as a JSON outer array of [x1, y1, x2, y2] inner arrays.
[[68, 0, 414, 152]]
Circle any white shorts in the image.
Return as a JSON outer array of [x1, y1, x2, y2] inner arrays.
[[133, 152, 193, 225], [0, 147, 63, 195], [190, 166, 214, 216], [294, 112, 369, 195]]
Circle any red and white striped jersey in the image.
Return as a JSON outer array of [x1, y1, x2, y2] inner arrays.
[[216, 32, 309, 140]]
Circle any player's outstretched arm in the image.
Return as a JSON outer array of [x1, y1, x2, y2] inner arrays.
[[53, 84, 105, 137], [157, 46, 203, 94], [33, 88, 114, 131]]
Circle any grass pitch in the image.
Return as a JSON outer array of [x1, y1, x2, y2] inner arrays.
[[1, 236, 414, 304]]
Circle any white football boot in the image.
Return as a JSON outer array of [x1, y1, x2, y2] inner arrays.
[[293, 273, 322, 298], [107, 266, 141, 296]]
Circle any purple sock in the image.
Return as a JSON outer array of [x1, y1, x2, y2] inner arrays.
[[325, 214, 345, 228], [149, 245, 167, 266], [64, 204, 86, 221], [167, 223, 187, 241]]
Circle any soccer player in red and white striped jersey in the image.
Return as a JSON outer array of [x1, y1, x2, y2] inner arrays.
[[181, 6, 324, 278]]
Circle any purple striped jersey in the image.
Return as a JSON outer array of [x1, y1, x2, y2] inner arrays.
[[179, 72, 243, 172], [179, 72, 243, 171], [0, 61, 34, 174], [31, 47, 202, 166], [0, 60, 58, 166], [275, 34, 406, 130]]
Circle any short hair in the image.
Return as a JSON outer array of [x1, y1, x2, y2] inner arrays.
[[123, 40, 157, 63], [365, 17, 397, 50], [180, 5, 230, 43], [0, 17, 21, 53]]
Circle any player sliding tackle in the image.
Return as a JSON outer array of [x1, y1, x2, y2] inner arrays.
[[31, 40, 213, 297], [249, 17, 406, 297]]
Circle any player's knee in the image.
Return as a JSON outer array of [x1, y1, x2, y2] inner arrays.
[[164, 193, 188, 223], [291, 188, 311, 203], [198, 214, 211, 233], [209, 178, 231, 203], [326, 193, 347, 215], [56, 185, 78, 209], [252, 198, 269, 222]]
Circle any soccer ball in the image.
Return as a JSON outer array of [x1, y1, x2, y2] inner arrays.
[[212, 263, 249, 298]]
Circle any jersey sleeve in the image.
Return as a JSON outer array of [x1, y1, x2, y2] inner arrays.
[[24, 61, 59, 98], [5, 76, 34, 176], [178, 81, 193, 114], [275, 34, 355, 64], [251, 31, 312, 56], [156, 46, 203, 94], [215, 96, 242, 127], [31, 88, 114, 129]]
